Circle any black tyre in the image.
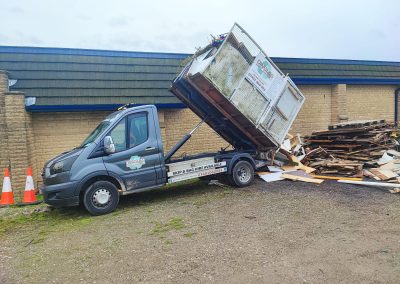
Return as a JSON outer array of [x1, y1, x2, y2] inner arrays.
[[83, 181, 119, 215], [230, 160, 254, 187]]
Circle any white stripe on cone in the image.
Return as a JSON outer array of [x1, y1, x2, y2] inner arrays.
[[2, 177, 12, 193], [25, 176, 34, 191]]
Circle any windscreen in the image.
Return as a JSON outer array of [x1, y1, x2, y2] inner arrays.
[[80, 111, 121, 147]]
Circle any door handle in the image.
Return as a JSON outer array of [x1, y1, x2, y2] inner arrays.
[[145, 147, 156, 151]]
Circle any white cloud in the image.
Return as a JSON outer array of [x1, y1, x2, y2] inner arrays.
[[0, 0, 398, 61]]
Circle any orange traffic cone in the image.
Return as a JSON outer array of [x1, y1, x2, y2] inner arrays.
[[0, 168, 15, 206], [22, 167, 39, 204]]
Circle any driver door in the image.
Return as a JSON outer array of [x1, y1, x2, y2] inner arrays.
[[102, 109, 161, 191]]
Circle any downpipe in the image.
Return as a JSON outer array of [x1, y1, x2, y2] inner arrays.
[[395, 88, 400, 127]]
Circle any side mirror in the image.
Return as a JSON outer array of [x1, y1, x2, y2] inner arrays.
[[104, 136, 115, 154]]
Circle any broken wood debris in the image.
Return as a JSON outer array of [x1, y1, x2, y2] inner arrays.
[[281, 173, 324, 184], [302, 120, 398, 177], [258, 120, 400, 192]]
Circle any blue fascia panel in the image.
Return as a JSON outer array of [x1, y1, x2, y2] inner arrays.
[[292, 77, 400, 85], [272, 57, 400, 67], [26, 103, 186, 112]]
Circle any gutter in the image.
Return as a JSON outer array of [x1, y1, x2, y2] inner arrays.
[[395, 88, 400, 127]]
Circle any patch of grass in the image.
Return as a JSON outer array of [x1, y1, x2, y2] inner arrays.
[[110, 238, 122, 247], [78, 217, 92, 226], [31, 233, 47, 245], [31, 236, 46, 245], [0, 206, 94, 239], [164, 239, 173, 245], [193, 199, 208, 208], [110, 208, 125, 216], [217, 189, 233, 197], [183, 232, 195, 238], [150, 217, 185, 239]]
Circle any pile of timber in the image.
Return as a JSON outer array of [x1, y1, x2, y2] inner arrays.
[[302, 120, 398, 176]]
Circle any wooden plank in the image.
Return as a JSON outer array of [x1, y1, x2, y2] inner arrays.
[[289, 156, 316, 174], [334, 154, 370, 161], [369, 168, 398, 180], [311, 175, 363, 181], [320, 170, 339, 174], [380, 161, 400, 171], [305, 139, 334, 143], [318, 144, 362, 149], [281, 173, 324, 184]]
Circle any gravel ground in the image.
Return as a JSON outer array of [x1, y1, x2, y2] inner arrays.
[[1, 178, 400, 283]]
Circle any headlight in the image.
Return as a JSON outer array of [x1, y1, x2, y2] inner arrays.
[[50, 156, 78, 175]]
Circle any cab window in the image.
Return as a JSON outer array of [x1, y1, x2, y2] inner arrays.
[[128, 113, 148, 148], [109, 118, 127, 152]]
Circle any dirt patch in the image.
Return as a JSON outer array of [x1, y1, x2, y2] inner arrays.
[[1, 179, 400, 283]]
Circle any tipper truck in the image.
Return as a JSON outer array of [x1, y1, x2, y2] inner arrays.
[[41, 23, 305, 215]]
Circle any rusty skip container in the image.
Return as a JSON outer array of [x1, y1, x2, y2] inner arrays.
[[171, 23, 305, 151]]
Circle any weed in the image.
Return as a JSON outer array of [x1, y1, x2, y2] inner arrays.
[[78, 217, 92, 226], [30, 230, 49, 245], [218, 189, 233, 197], [150, 217, 185, 239], [110, 238, 122, 247], [183, 232, 195, 238], [193, 199, 207, 208], [31, 236, 46, 245], [110, 209, 124, 216]]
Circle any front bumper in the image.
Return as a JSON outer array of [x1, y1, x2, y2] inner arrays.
[[41, 181, 79, 207]]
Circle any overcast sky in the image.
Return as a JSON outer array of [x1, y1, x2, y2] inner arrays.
[[0, 0, 399, 61]]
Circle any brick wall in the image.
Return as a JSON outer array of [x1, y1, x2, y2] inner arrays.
[[290, 84, 397, 135], [347, 85, 396, 121], [0, 72, 8, 173], [331, 84, 347, 123], [4, 92, 32, 198], [290, 85, 332, 134]]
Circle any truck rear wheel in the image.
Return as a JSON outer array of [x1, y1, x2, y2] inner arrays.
[[83, 181, 119, 215], [230, 160, 254, 187]]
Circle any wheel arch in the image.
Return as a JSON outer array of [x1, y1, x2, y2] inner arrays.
[[76, 171, 125, 197], [225, 153, 256, 174]]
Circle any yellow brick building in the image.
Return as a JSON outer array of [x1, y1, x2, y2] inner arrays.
[[0, 47, 399, 196]]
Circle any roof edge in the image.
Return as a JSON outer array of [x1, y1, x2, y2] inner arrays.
[[0, 45, 190, 60], [292, 77, 400, 85], [26, 103, 186, 112], [273, 57, 400, 67]]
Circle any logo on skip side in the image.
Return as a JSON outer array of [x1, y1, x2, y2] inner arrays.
[[256, 59, 274, 80], [126, 155, 146, 170]]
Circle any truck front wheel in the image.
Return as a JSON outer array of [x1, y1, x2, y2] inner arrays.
[[83, 181, 119, 215], [230, 160, 254, 187]]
